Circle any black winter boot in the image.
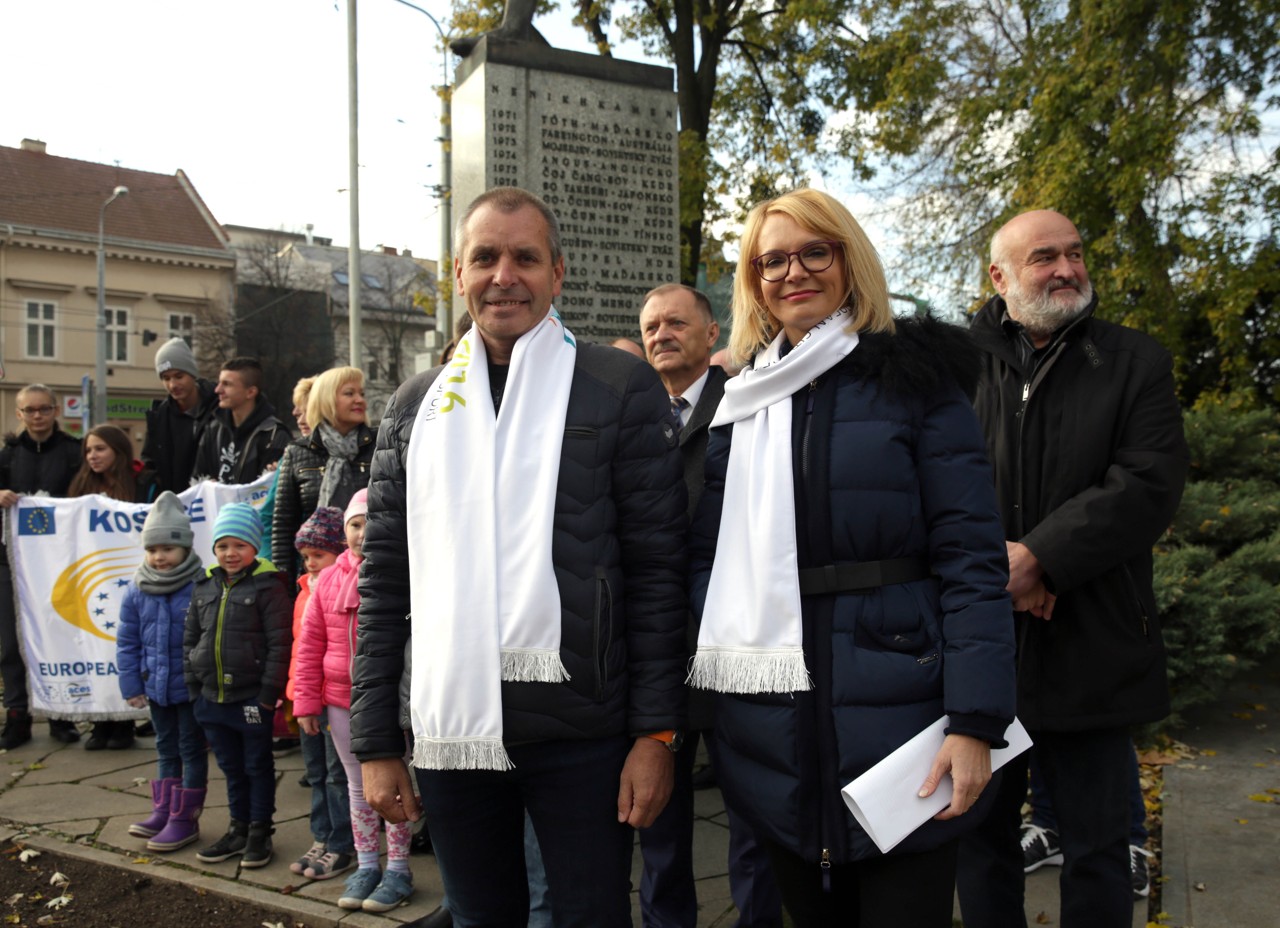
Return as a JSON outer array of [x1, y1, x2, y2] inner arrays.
[[240, 821, 274, 869], [0, 710, 32, 750], [196, 819, 248, 863]]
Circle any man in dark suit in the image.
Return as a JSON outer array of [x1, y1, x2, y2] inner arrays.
[[637, 284, 782, 928]]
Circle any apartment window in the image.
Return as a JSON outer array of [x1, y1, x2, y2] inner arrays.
[[168, 313, 195, 348], [25, 301, 56, 358], [105, 307, 130, 363]]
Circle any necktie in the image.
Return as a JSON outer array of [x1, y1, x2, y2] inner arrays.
[[670, 396, 690, 433]]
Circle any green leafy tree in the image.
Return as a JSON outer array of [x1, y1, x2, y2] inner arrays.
[[840, 0, 1280, 407]]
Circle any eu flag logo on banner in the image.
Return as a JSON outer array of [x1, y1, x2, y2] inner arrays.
[[19, 507, 56, 536]]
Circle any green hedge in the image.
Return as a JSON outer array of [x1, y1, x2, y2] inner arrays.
[[1153, 397, 1280, 728]]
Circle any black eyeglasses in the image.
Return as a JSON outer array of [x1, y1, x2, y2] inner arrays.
[[19, 406, 54, 416], [750, 241, 841, 281]]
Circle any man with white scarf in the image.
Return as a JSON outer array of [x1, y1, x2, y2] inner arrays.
[[349, 187, 688, 928]]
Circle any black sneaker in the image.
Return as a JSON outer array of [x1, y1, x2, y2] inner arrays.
[[240, 821, 274, 869], [197, 820, 249, 863], [1021, 823, 1063, 873], [1131, 844, 1154, 898]]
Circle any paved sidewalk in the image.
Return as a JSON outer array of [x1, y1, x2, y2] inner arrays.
[[1161, 654, 1280, 927], [10, 699, 1263, 928], [0, 730, 749, 926]]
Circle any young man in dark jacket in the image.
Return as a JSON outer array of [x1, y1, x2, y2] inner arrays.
[[349, 188, 688, 925], [142, 337, 218, 493], [192, 358, 289, 485], [957, 210, 1189, 928], [0, 384, 84, 747]]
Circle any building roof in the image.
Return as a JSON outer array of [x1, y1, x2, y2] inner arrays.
[[0, 140, 229, 252]]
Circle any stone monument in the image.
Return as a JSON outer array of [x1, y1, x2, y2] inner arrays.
[[451, 38, 680, 342]]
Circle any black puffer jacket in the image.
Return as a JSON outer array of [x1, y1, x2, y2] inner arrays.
[[183, 559, 293, 707], [271, 425, 375, 577], [970, 296, 1188, 730], [142, 379, 218, 493], [0, 426, 83, 495], [351, 342, 688, 761]]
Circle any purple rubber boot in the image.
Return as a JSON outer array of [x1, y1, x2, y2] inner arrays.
[[146, 785, 205, 852], [128, 778, 179, 838]]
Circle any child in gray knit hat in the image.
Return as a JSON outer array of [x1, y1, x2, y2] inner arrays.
[[116, 491, 208, 852]]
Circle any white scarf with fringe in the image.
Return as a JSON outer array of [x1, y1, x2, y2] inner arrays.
[[689, 306, 858, 693], [405, 308, 576, 770]]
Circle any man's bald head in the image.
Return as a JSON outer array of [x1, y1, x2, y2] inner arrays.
[[989, 210, 1093, 343]]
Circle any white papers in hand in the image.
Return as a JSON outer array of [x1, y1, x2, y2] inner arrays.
[[840, 716, 1032, 854]]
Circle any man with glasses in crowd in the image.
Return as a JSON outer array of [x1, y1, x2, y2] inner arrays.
[[0, 385, 85, 748]]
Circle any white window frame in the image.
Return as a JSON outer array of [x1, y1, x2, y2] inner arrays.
[[105, 305, 130, 363], [24, 300, 57, 359]]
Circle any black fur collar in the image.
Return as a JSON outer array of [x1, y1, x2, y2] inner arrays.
[[836, 313, 982, 401]]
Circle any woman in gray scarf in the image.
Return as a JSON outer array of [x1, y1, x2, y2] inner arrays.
[[271, 367, 374, 578]]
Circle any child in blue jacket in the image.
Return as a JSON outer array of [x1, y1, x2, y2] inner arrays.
[[117, 491, 208, 851]]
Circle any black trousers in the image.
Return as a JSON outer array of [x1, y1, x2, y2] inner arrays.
[[956, 727, 1132, 928], [763, 838, 958, 928], [0, 560, 29, 711]]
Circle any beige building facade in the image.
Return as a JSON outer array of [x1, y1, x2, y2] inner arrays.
[[0, 140, 234, 453]]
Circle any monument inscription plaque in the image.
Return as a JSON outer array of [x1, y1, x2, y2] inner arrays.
[[453, 38, 680, 341]]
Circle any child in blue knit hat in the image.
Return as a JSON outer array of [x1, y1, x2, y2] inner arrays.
[[184, 501, 292, 869]]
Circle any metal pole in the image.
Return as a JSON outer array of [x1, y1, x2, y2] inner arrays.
[[390, 0, 453, 341], [347, 0, 363, 367], [95, 186, 127, 426]]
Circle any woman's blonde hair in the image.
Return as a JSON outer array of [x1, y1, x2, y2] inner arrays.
[[306, 367, 365, 431], [292, 375, 317, 413], [729, 188, 893, 365]]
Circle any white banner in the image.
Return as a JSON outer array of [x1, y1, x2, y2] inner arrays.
[[6, 475, 275, 720]]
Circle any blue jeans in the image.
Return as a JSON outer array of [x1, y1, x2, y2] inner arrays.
[[149, 700, 208, 788], [301, 711, 353, 853], [415, 737, 634, 928], [193, 696, 277, 823], [525, 810, 552, 928]]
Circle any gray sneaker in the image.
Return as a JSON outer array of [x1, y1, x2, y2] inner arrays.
[[338, 867, 383, 910], [305, 850, 355, 880]]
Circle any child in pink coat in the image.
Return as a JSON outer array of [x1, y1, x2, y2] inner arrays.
[[294, 490, 414, 913]]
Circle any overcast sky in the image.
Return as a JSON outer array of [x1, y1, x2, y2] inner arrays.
[[0, 0, 628, 264]]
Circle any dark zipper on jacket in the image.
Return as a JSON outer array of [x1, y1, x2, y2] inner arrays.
[[593, 566, 611, 700], [800, 380, 818, 481], [799, 375, 840, 876]]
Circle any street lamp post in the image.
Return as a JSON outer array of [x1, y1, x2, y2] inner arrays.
[[95, 185, 128, 426], [391, 0, 453, 342]]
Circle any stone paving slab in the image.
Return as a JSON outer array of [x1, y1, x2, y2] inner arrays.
[[1161, 656, 1280, 928]]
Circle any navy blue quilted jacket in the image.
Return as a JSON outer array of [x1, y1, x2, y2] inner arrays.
[[689, 316, 1016, 865], [117, 580, 197, 706], [350, 342, 688, 760]]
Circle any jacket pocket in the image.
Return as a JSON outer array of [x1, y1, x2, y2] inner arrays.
[[592, 566, 613, 700]]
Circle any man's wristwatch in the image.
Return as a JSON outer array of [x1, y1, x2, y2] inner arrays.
[[644, 729, 685, 753]]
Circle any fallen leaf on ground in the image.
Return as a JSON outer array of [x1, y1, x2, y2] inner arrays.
[[48, 872, 68, 887], [1034, 912, 1052, 925], [44, 894, 71, 909], [1233, 712, 1254, 720], [1235, 818, 1249, 824], [18, 850, 40, 863], [1202, 749, 1218, 756], [1194, 881, 1207, 891], [1248, 793, 1275, 803], [4, 893, 23, 905]]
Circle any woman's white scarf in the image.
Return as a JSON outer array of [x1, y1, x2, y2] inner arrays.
[[689, 306, 858, 694], [405, 308, 576, 770]]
